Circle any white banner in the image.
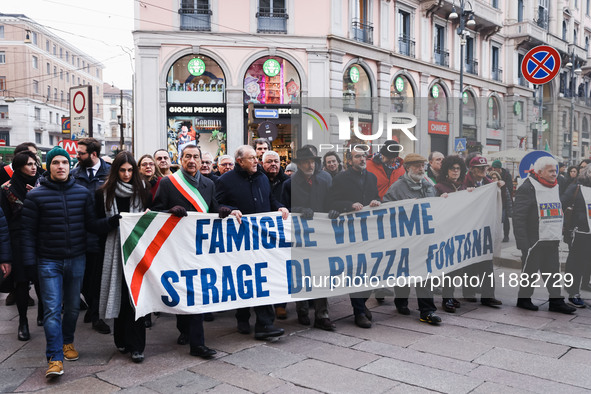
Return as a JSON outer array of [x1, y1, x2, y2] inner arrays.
[[120, 184, 501, 318]]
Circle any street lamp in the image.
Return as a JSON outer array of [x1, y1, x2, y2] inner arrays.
[[567, 49, 582, 163], [449, 0, 475, 140]]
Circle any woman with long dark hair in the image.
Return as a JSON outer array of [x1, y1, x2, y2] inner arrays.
[[97, 151, 151, 363], [0, 151, 43, 340]]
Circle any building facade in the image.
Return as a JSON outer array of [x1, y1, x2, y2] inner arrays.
[[103, 83, 133, 155], [0, 13, 105, 151], [133, 0, 591, 163]]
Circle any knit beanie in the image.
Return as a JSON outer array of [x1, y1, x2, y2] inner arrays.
[[46, 146, 71, 168]]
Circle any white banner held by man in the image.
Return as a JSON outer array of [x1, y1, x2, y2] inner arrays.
[[120, 183, 501, 318]]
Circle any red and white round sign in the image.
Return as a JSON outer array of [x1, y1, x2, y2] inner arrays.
[[72, 91, 86, 114]]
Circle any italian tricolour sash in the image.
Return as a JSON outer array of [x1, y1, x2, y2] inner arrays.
[[168, 171, 209, 213]]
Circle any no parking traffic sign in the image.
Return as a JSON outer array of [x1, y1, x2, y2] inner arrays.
[[521, 45, 561, 85]]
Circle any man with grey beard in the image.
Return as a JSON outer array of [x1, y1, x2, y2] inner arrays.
[[383, 153, 441, 325]]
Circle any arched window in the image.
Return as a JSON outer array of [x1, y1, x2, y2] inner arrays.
[[343, 64, 372, 111], [428, 83, 448, 121], [462, 90, 477, 140], [243, 56, 301, 104], [166, 54, 225, 103], [390, 75, 414, 113], [487, 96, 501, 129], [166, 54, 227, 163]]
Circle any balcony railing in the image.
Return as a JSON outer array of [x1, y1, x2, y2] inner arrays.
[[465, 58, 478, 75], [492, 67, 503, 82], [257, 7, 288, 33], [434, 47, 449, 67], [352, 19, 373, 44], [179, 7, 212, 31], [399, 35, 415, 57]]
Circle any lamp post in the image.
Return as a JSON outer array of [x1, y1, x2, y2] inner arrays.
[[449, 1, 475, 140], [566, 49, 582, 163]]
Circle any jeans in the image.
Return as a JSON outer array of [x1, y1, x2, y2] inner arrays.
[[38, 255, 86, 362]]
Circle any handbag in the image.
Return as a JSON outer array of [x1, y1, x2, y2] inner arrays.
[[563, 185, 580, 245]]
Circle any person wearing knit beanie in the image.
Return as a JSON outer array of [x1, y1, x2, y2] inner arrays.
[[46, 146, 72, 168]]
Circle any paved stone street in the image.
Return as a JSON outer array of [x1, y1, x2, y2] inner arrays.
[[2, 235, 591, 393]]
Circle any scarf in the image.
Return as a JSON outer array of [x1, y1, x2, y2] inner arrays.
[[528, 169, 557, 188], [99, 181, 144, 320], [402, 172, 429, 197], [1, 170, 38, 217]]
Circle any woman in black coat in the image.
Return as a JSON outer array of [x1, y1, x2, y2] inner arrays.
[[0, 151, 42, 341]]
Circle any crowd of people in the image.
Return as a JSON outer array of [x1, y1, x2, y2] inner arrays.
[[0, 137, 588, 379]]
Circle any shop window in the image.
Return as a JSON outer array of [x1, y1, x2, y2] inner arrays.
[[167, 54, 227, 163], [244, 56, 300, 104], [390, 75, 414, 113], [428, 83, 448, 121], [342, 64, 371, 111], [487, 96, 501, 129]]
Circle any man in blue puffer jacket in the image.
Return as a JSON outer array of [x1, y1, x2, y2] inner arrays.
[[21, 146, 118, 379]]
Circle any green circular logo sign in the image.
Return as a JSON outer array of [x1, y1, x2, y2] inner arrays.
[[395, 77, 405, 93], [349, 66, 360, 83], [462, 91, 469, 104], [432, 85, 439, 98], [514, 101, 522, 115], [187, 58, 205, 76], [263, 59, 281, 77]]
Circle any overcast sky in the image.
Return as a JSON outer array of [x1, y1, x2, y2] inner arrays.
[[5, 0, 135, 89]]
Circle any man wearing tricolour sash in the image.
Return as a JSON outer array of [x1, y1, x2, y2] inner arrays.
[[513, 156, 576, 314], [152, 144, 228, 359]]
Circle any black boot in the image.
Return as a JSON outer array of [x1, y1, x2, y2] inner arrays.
[[18, 318, 30, 341]]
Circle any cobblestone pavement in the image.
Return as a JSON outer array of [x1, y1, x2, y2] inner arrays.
[[2, 235, 591, 393]]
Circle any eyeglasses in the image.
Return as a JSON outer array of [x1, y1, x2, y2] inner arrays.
[[140, 162, 155, 167]]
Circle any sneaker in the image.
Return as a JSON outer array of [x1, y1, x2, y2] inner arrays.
[[254, 325, 284, 339], [92, 319, 111, 334], [46, 359, 64, 378], [354, 314, 372, 328], [568, 295, 586, 308], [502, 236, 510, 243], [516, 298, 539, 311], [420, 312, 442, 325], [549, 301, 577, 314], [63, 343, 79, 361], [451, 298, 461, 308]]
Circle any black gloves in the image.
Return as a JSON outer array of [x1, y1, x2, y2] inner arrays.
[[108, 214, 122, 227], [301, 208, 314, 220], [168, 205, 187, 217], [218, 206, 232, 219], [328, 210, 340, 219]]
